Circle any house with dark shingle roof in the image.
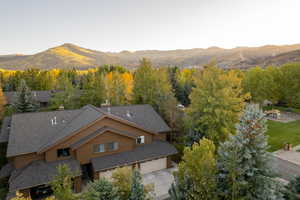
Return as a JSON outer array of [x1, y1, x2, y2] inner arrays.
[[4, 91, 55, 107], [0, 104, 177, 199]]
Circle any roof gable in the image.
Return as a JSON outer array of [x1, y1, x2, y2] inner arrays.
[[70, 126, 137, 150], [7, 104, 170, 157], [37, 105, 105, 153]]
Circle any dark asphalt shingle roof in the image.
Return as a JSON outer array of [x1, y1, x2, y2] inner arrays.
[[9, 158, 81, 192], [70, 126, 137, 150], [4, 91, 54, 105], [0, 116, 11, 143], [100, 105, 171, 133], [91, 140, 177, 172], [38, 105, 105, 152], [0, 163, 14, 179], [7, 104, 171, 157], [7, 109, 81, 157]]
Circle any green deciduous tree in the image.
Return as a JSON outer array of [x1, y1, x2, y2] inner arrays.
[[243, 66, 281, 104], [112, 167, 133, 200], [187, 64, 248, 144], [84, 178, 119, 200], [105, 72, 127, 106], [13, 79, 38, 113], [133, 58, 175, 114], [172, 138, 217, 200], [0, 85, 6, 118], [218, 104, 284, 200], [50, 164, 78, 200], [50, 76, 79, 109], [80, 72, 106, 107]]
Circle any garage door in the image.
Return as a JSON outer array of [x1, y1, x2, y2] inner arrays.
[[140, 158, 167, 174], [99, 169, 114, 180]]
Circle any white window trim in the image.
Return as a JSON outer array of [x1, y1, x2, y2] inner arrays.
[[94, 144, 105, 153], [137, 136, 145, 144]]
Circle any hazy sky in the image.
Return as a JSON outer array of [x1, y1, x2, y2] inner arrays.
[[1, 0, 300, 54]]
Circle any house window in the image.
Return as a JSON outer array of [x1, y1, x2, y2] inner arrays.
[[57, 148, 70, 157], [107, 142, 119, 151], [136, 136, 145, 144], [94, 144, 105, 153]]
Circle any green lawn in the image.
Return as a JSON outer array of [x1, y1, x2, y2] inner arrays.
[[267, 120, 300, 152]]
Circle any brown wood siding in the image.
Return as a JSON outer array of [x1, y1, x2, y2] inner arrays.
[[45, 117, 153, 162], [76, 131, 136, 164], [13, 153, 44, 169], [153, 133, 167, 141]]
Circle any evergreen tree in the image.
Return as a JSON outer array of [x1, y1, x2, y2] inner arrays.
[[129, 170, 146, 200], [13, 79, 38, 113], [169, 176, 194, 200], [217, 104, 284, 200], [50, 164, 78, 200], [84, 178, 119, 200], [283, 175, 300, 200]]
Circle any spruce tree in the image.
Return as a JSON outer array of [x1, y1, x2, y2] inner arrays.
[[217, 104, 284, 200], [13, 79, 38, 113], [283, 175, 300, 200], [129, 170, 146, 200]]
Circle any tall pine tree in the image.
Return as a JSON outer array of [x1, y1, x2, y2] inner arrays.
[[13, 79, 38, 113], [217, 104, 284, 200], [129, 170, 146, 200]]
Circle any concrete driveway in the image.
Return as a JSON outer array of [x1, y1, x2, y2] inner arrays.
[[143, 167, 177, 200], [271, 146, 300, 181]]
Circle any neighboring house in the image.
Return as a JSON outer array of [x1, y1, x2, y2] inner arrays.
[[0, 104, 177, 199], [4, 91, 55, 107]]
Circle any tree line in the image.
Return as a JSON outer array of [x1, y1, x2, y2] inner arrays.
[[2, 60, 300, 199]]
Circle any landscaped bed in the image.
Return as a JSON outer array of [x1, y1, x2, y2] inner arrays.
[[267, 119, 300, 152]]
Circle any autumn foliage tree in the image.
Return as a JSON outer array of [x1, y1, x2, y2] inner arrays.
[[186, 64, 248, 145], [0, 85, 6, 118], [170, 138, 217, 200]]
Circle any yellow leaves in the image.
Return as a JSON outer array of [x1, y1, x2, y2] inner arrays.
[[49, 47, 92, 65], [11, 192, 31, 200], [122, 72, 133, 99], [188, 65, 247, 144]]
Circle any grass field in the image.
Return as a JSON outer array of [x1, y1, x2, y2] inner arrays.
[[267, 120, 300, 152]]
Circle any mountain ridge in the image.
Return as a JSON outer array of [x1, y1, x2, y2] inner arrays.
[[1, 43, 300, 70]]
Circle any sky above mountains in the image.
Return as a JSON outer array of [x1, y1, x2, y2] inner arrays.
[[1, 0, 300, 54]]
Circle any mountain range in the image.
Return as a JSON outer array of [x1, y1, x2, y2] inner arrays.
[[1, 43, 300, 70]]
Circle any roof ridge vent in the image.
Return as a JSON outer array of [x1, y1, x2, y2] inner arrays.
[[107, 107, 111, 114], [126, 110, 132, 118], [51, 116, 57, 125]]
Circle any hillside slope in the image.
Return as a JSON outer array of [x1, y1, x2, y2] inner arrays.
[[1, 43, 300, 69]]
